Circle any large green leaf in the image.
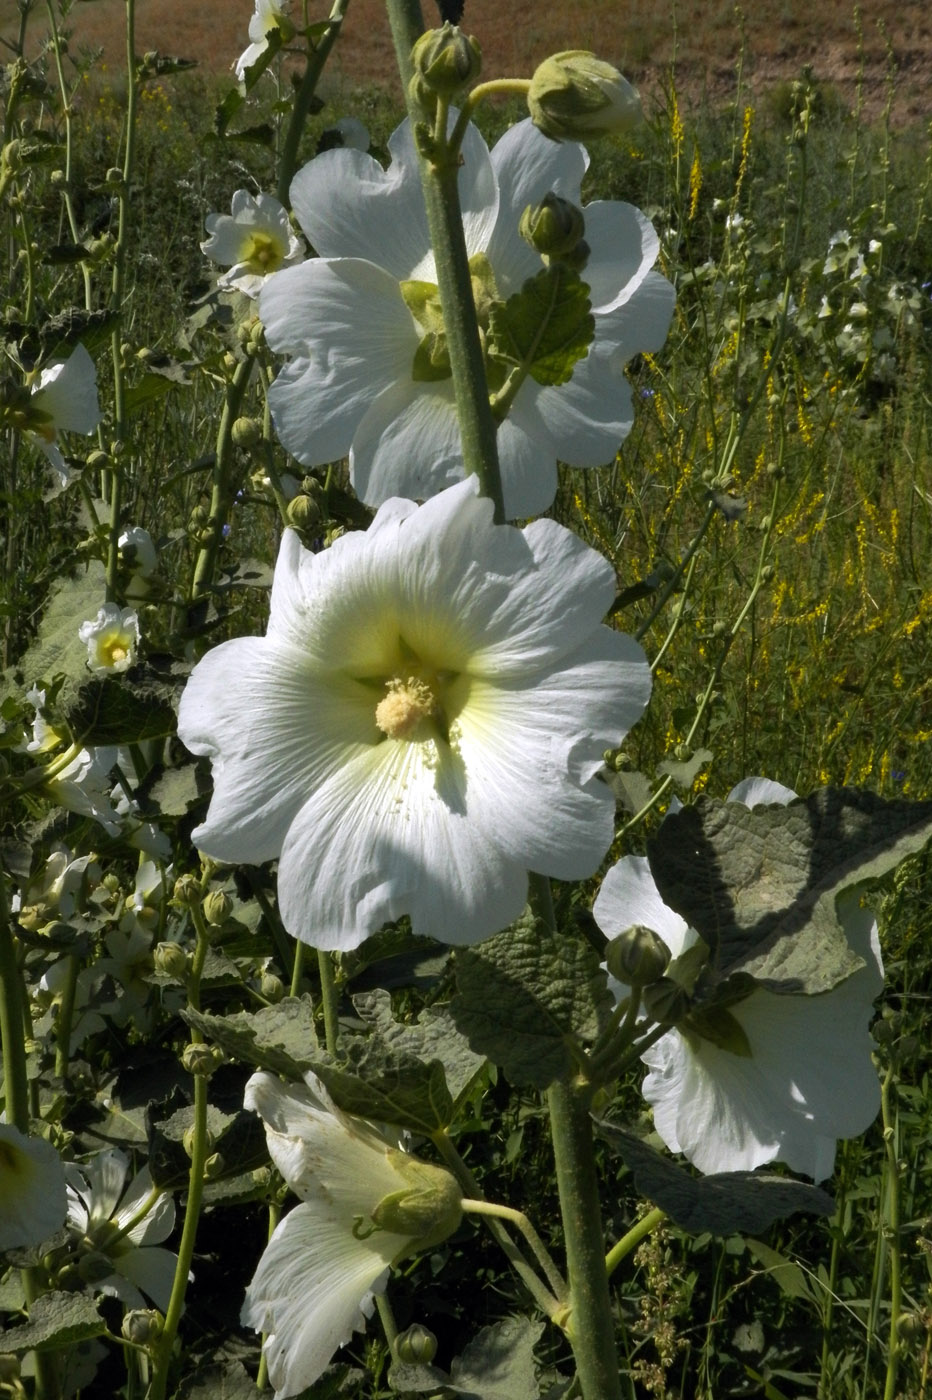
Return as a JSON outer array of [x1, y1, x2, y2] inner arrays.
[[309, 1038, 454, 1135], [647, 789, 932, 993], [451, 907, 613, 1089], [1, 1291, 105, 1352], [181, 997, 319, 1080], [488, 266, 593, 387], [354, 990, 485, 1110]]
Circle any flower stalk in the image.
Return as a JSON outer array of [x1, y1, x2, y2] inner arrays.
[[276, 0, 352, 207]]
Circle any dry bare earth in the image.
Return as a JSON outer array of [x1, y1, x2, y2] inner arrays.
[[2, 0, 931, 125]]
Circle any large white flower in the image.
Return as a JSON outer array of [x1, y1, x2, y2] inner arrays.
[[242, 1071, 461, 1399], [0, 1124, 68, 1250], [259, 116, 675, 519], [64, 1149, 177, 1310], [593, 779, 884, 1181], [178, 477, 651, 951], [29, 343, 101, 491], [234, 0, 288, 84], [201, 190, 304, 299]]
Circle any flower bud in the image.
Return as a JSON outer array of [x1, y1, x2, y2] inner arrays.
[[122, 1309, 163, 1347], [181, 1042, 222, 1078], [203, 889, 233, 926], [260, 970, 285, 1003], [286, 493, 324, 532], [519, 193, 586, 258], [370, 1153, 462, 1256], [395, 1322, 438, 1366], [528, 51, 641, 142], [231, 416, 261, 449], [641, 976, 691, 1026], [154, 941, 188, 980], [172, 873, 201, 907], [605, 924, 670, 987], [410, 23, 481, 100], [204, 1151, 226, 1179], [183, 1124, 217, 1160]]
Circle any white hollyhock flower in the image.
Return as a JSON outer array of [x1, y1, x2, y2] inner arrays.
[[64, 1149, 177, 1309], [201, 190, 304, 299], [29, 343, 101, 491], [79, 603, 140, 675], [593, 778, 883, 1181], [243, 1071, 461, 1398], [178, 477, 651, 951], [259, 116, 675, 519], [118, 525, 158, 578], [234, 0, 289, 83], [0, 1124, 68, 1250]]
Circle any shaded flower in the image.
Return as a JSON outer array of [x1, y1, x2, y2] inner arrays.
[[201, 190, 304, 298], [0, 1124, 68, 1250], [260, 116, 674, 518], [593, 778, 884, 1181], [178, 477, 651, 950], [242, 1071, 461, 1398], [64, 1149, 177, 1309], [29, 343, 100, 492], [118, 525, 158, 578], [79, 603, 140, 675], [235, 0, 289, 84]]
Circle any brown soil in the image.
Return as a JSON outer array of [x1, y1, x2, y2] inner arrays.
[[2, 0, 930, 126]]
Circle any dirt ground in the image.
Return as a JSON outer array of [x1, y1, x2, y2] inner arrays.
[[2, 0, 930, 126]]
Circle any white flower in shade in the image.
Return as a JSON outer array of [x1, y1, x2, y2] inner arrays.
[[0, 1124, 68, 1250], [178, 477, 651, 951], [593, 778, 884, 1181], [29, 343, 101, 492], [64, 1149, 177, 1310], [201, 191, 304, 298], [242, 1071, 461, 1398], [324, 116, 371, 152], [259, 116, 675, 519], [79, 603, 140, 675], [118, 525, 158, 578], [234, 0, 289, 83]]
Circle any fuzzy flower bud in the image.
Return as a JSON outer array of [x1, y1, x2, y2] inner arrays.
[[122, 1309, 163, 1347], [605, 924, 671, 987], [285, 493, 323, 532], [519, 193, 586, 258], [231, 416, 262, 448], [203, 889, 234, 926], [528, 51, 641, 142], [395, 1323, 438, 1366], [182, 1042, 223, 1078], [154, 941, 189, 980], [410, 23, 481, 100]]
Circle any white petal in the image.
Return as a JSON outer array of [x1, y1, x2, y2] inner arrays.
[[485, 119, 588, 294], [242, 1204, 403, 1398], [79, 1148, 130, 1223], [349, 380, 465, 506], [581, 202, 661, 314], [33, 344, 100, 435], [262, 258, 416, 467], [727, 776, 798, 807], [593, 855, 692, 958], [496, 416, 558, 519], [113, 1246, 179, 1312], [0, 1126, 67, 1250]]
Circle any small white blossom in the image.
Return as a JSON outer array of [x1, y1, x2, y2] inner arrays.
[[65, 1149, 177, 1309], [202, 190, 304, 298], [79, 603, 140, 675], [178, 477, 651, 951], [29, 344, 101, 492], [0, 1124, 68, 1250], [593, 778, 883, 1181], [235, 0, 289, 84]]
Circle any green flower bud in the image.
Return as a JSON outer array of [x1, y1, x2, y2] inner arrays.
[[204, 1151, 226, 1179], [86, 449, 111, 471], [896, 1311, 924, 1342], [410, 23, 481, 100], [605, 924, 670, 987], [641, 976, 691, 1026], [183, 1124, 217, 1159], [370, 1153, 462, 1259], [154, 941, 189, 979], [122, 1309, 163, 1347], [286, 493, 324, 532], [260, 970, 285, 1003], [519, 193, 586, 258], [528, 51, 641, 142], [181, 1042, 222, 1078], [203, 889, 233, 926], [56, 1263, 83, 1292], [395, 1322, 438, 1366], [172, 873, 202, 907], [231, 416, 261, 448]]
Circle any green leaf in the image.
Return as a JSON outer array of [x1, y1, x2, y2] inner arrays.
[[176, 1360, 261, 1400], [148, 763, 200, 816], [449, 1315, 543, 1399], [657, 747, 714, 788], [1, 1291, 105, 1352], [450, 907, 613, 1089], [596, 1120, 834, 1235], [310, 1038, 453, 1135], [181, 997, 319, 1080], [64, 667, 179, 745], [745, 1238, 817, 1302], [125, 368, 189, 416], [1, 560, 106, 708], [354, 991, 486, 1110], [647, 790, 932, 993], [488, 266, 593, 387]]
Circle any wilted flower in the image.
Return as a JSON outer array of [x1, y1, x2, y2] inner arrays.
[[201, 190, 304, 298], [593, 778, 883, 1180], [178, 477, 651, 950], [234, 0, 289, 84], [527, 51, 642, 142], [79, 603, 140, 675], [242, 1071, 461, 1398], [260, 116, 674, 518], [64, 1149, 177, 1309], [0, 1124, 68, 1250], [28, 343, 100, 492]]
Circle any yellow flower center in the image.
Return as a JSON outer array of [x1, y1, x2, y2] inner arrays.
[[240, 231, 284, 274], [375, 676, 437, 739]]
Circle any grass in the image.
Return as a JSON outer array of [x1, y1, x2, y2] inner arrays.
[[1, 4, 931, 1398]]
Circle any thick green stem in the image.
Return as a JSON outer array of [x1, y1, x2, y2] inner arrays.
[[604, 1207, 665, 1279], [0, 877, 29, 1130], [881, 1066, 902, 1400], [276, 0, 352, 207], [386, 0, 506, 521], [316, 948, 340, 1053], [53, 953, 80, 1080], [189, 349, 257, 608]]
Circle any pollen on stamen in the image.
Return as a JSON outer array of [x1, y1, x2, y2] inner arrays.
[[375, 676, 436, 739]]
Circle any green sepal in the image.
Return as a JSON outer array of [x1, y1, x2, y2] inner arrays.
[[488, 265, 594, 388], [682, 1004, 753, 1057]]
